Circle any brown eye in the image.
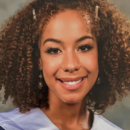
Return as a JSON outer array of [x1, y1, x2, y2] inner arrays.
[[45, 47, 61, 55], [78, 44, 93, 52]]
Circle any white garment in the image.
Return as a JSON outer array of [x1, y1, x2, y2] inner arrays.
[[0, 108, 123, 130]]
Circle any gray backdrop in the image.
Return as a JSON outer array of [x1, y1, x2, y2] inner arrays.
[[0, 0, 130, 130]]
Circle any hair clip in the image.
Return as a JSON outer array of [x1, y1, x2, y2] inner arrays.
[[95, 5, 99, 21], [33, 9, 36, 20]]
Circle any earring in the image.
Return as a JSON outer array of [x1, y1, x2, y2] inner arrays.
[[32, 9, 37, 20], [38, 70, 43, 89], [96, 77, 101, 84]]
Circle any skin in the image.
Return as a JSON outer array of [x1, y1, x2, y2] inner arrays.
[[39, 10, 98, 130]]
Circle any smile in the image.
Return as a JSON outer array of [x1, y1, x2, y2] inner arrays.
[[62, 78, 83, 85], [57, 76, 87, 90]]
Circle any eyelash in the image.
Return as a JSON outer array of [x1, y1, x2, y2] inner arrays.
[[44, 44, 93, 55]]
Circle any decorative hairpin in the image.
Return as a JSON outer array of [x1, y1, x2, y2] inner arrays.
[[33, 9, 37, 20], [95, 5, 99, 21]]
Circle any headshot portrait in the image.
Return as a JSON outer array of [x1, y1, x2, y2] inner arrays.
[[0, 0, 130, 130]]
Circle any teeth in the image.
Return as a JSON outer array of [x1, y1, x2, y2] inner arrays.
[[63, 78, 83, 85]]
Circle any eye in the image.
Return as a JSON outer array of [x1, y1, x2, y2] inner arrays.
[[45, 47, 61, 55], [78, 44, 93, 52]]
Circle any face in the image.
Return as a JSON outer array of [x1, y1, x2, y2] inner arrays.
[[39, 10, 98, 104]]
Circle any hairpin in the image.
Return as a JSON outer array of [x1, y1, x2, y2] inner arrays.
[[95, 5, 99, 21], [33, 9, 37, 20]]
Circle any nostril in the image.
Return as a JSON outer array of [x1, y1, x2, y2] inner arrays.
[[65, 68, 79, 73], [65, 69, 69, 72], [75, 68, 78, 71]]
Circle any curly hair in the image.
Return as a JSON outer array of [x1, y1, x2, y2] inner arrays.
[[0, 0, 130, 113]]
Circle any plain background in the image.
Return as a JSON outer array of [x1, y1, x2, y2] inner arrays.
[[0, 0, 130, 130]]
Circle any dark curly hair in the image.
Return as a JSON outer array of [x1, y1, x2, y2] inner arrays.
[[0, 0, 130, 113]]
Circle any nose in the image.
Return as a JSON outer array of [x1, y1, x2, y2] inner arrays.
[[61, 51, 80, 73]]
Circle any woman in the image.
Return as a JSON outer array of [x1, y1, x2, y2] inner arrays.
[[0, 0, 130, 129]]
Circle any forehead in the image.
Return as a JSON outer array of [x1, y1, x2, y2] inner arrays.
[[41, 10, 93, 40]]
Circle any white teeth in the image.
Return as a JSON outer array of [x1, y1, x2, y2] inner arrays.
[[63, 78, 83, 85]]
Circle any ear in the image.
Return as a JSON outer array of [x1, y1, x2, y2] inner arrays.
[[38, 58, 43, 70]]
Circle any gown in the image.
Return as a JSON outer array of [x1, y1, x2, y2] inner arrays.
[[0, 108, 123, 130]]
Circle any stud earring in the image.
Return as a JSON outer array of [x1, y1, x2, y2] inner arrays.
[[38, 70, 43, 89], [96, 77, 101, 84]]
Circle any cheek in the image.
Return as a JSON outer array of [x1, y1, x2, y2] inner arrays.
[[80, 50, 98, 72], [42, 55, 61, 77]]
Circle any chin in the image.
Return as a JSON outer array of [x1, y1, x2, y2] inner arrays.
[[61, 94, 83, 104]]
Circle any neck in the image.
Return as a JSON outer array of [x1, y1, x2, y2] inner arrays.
[[41, 92, 87, 126]]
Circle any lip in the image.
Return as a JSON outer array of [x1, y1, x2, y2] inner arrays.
[[57, 76, 87, 90], [58, 76, 86, 82]]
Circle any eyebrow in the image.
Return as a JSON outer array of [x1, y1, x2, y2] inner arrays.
[[43, 35, 94, 45], [76, 36, 94, 43]]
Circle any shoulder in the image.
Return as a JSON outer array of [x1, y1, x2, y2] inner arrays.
[[0, 108, 58, 130], [91, 114, 123, 130], [0, 108, 23, 130]]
